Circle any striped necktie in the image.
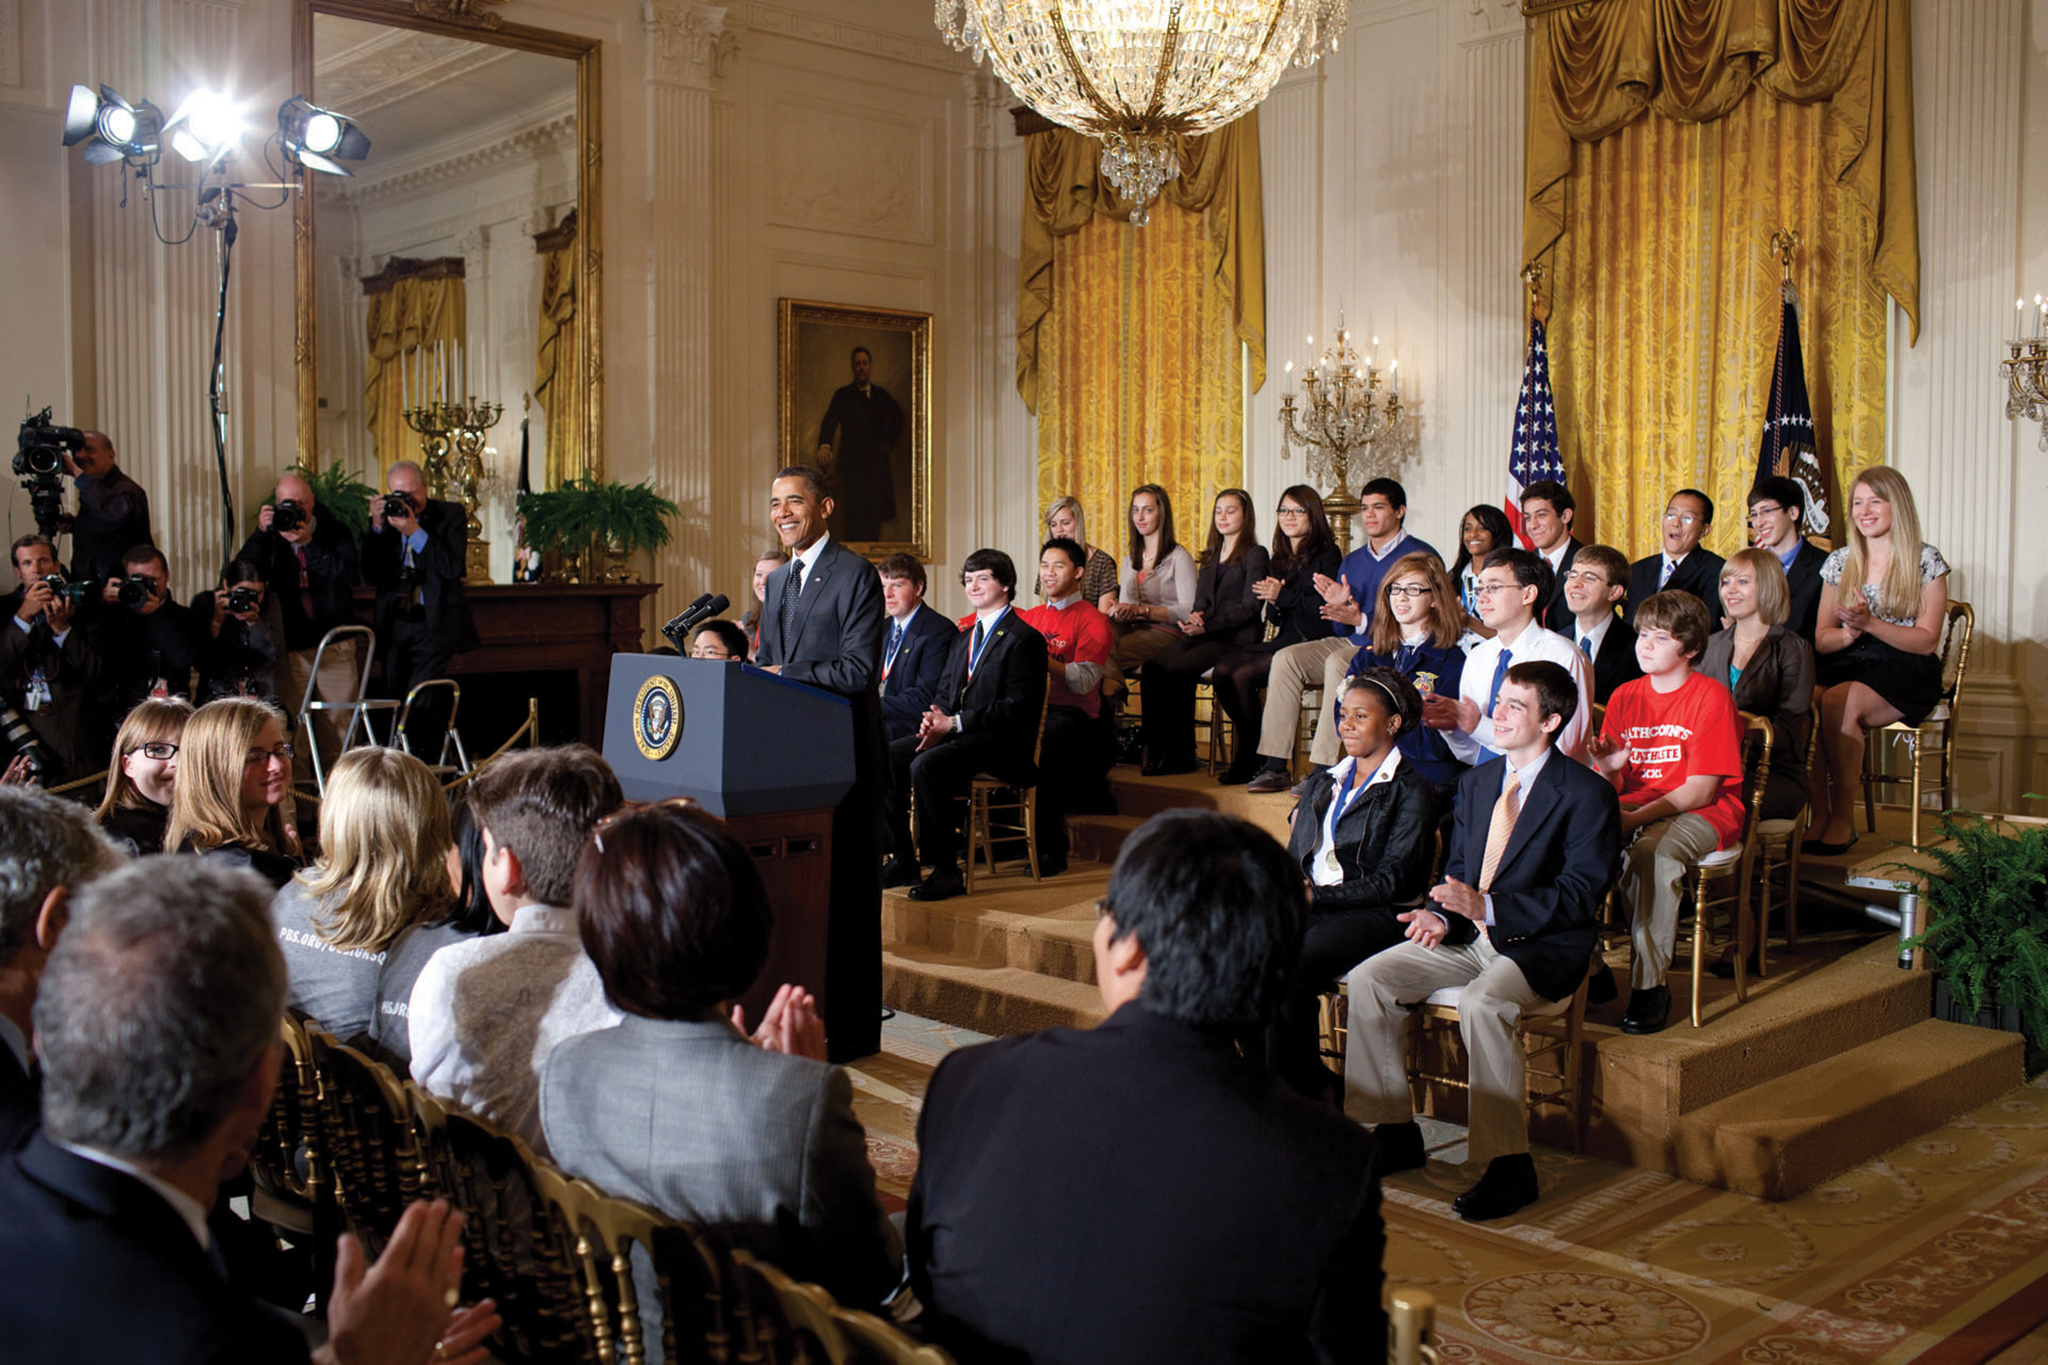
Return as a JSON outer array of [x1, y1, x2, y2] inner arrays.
[[1477, 769, 1522, 893], [778, 558, 805, 641]]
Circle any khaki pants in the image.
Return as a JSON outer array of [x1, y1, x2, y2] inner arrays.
[[1254, 635, 1354, 768], [1618, 812, 1721, 990], [1342, 935, 1547, 1166], [281, 640, 362, 785]]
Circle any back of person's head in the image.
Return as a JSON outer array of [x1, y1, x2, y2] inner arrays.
[[1360, 477, 1408, 511], [1748, 475, 1805, 523], [1101, 810, 1306, 1031], [446, 796, 504, 937], [576, 802, 772, 1019], [0, 788, 124, 969], [1483, 546, 1554, 606], [877, 552, 926, 592], [1721, 547, 1791, 626], [37, 860, 284, 1162], [467, 745, 623, 908], [1633, 589, 1712, 660], [1574, 543, 1630, 589], [1503, 660, 1577, 742], [961, 547, 1018, 600], [95, 697, 194, 821], [1521, 479, 1574, 516], [302, 747, 454, 955], [164, 696, 287, 854]]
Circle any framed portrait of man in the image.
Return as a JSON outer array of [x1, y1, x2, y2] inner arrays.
[[777, 298, 932, 561]]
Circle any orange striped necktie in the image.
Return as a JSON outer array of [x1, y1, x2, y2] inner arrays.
[[1477, 769, 1522, 893]]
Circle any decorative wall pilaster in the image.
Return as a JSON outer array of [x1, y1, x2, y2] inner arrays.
[[1451, 9, 1527, 517]]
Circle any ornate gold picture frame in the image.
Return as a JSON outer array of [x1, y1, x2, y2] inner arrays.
[[778, 299, 932, 562]]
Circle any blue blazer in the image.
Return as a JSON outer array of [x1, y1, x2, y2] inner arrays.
[[878, 601, 957, 743]]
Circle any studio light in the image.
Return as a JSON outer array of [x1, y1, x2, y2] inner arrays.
[[277, 96, 371, 176], [164, 89, 247, 165], [62, 84, 162, 165]]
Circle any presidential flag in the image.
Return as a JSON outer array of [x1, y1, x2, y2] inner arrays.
[[1757, 280, 1830, 537], [1507, 315, 1565, 549]]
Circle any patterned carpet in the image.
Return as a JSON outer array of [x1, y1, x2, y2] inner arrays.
[[850, 1013, 2048, 1363]]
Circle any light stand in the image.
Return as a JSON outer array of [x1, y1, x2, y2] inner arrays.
[[205, 191, 239, 564]]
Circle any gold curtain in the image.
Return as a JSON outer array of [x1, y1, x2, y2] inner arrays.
[[534, 211, 581, 490], [363, 261, 465, 476], [1020, 117, 1265, 544]]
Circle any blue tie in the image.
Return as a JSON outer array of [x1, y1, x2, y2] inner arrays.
[[1579, 634, 1592, 659], [1487, 648, 1513, 714], [887, 620, 902, 659]]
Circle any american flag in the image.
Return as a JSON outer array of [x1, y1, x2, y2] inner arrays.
[[1757, 281, 1830, 538], [1507, 316, 1565, 549]]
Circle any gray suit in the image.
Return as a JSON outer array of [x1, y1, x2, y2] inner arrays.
[[540, 1015, 901, 1311]]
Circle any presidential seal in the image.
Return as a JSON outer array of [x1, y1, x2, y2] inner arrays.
[[633, 674, 683, 761]]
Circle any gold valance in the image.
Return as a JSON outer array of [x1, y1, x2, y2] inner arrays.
[[1524, 0, 1919, 339], [1017, 115, 1266, 413]]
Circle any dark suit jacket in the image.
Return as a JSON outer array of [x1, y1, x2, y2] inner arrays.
[[879, 601, 956, 743], [0, 1042, 34, 1151], [1439, 752, 1621, 1001], [1576, 615, 1642, 705], [0, 1134, 311, 1363], [1782, 538, 1830, 641], [1537, 537, 1583, 632], [1286, 762, 1439, 914], [0, 602, 105, 784], [1192, 545, 1271, 647], [363, 498, 476, 651], [1698, 624, 1815, 813], [1624, 548, 1726, 628], [237, 516, 362, 652], [931, 607, 1048, 781], [909, 1003, 1383, 1365]]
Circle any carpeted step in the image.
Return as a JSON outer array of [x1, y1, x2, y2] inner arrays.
[[882, 950, 1109, 1036], [881, 880, 1104, 982], [1671, 1017, 2023, 1199], [1106, 769, 1293, 841], [1068, 813, 1143, 864]]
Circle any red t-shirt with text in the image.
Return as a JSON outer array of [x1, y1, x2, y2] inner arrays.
[[1018, 600, 1113, 719], [1603, 670, 1746, 848]]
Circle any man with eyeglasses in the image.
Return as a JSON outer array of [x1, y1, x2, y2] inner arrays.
[[1425, 548, 1592, 766], [1624, 490, 1724, 628], [1746, 476, 1828, 640], [1559, 544, 1641, 705], [1519, 480, 1582, 632]]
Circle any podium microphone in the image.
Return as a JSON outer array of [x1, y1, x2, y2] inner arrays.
[[661, 593, 729, 650]]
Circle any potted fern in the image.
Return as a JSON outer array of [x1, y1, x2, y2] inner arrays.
[[518, 476, 681, 583], [1899, 811, 2048, 1070]]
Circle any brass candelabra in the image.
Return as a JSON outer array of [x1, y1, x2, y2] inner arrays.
[[2003, 294, 2048, 452], [405, 397, 503, 584], [1277, 321, 1402, 553]]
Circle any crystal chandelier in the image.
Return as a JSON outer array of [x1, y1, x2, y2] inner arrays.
[[936, 0, 1347, 224], [1278, 321, 1401, 553]]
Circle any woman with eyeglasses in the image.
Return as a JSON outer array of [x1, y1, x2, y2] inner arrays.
[[1209, 485, 1341, 785], [1338, 553, 1469, 799], [1136, 489, 1269, 775], [272, 746, 455, 1046], [163, 695, 301, 888], [93, 696, 194, 856], [1451, 505, 1512, 647]]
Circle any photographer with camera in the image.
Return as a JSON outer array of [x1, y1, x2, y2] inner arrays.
[[60, 431, 152, 584], [241, 471, 363, 777], [193, 558, 284, 704], [364, 461, 474, 751], [95, 544, 202, 713], [1, 534, 104, 785]]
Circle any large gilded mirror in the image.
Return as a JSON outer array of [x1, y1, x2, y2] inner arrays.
[[292, 0, 601, 508]]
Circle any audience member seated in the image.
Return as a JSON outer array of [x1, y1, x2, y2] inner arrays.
[[1804, 467, 1950, 856], [1212, 485, 1339, 787], [1243, 478, 1441, 792], [541, 801, 901, 1327], [1560, 544, 1642, 705], [1746, 475, 1829, 639], [1430, 548, 1592, 766], [193, 558, 285, 703], [272, 747, 455, 1045], [1136, 489, 1269, 775], [1519, 480, 1583, 631], [1588, 591, 1746, 1035], [875, 552, 954, 745], [409, 745, 625, 1152], [0, 856, 499, 1365], [1269, 670, 1440, 1103], [909, 809, 1384, 1361], [2, 533, 103, 786], [92, 696, 192, 856], [1103, 484, 1197, 687], [883, 550, 1048, 902], [164, 696, 301, 888], [0, 786, 124, 1149], [738, 549, 783, 657], [1017, 537, 1115, 875], [1262, 551, 1467, 799], [1703, 549, 1814, 822], [688, 620, 749, 661], [1452, 504, 1513, 646], [1344, 661, 1620, 1223], [97, 543, 202, 713], [370, 795, 497, 1073], [242, 470, 365, 781], [1625, 489, 1726, 626], [1046, 494, 1122, 612]]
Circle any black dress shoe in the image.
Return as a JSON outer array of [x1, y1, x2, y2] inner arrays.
[[1620, 985, 1671, 1035], [1452, 1153, 1539, 1221], [1217, 761, 1261, 786], [907, 872, 965, 902], [881, 859, 920, 889], [1373, 1120, 1427, 1174], [1800, 832, 1860, 857], [1586, 963, 1619, 1005]]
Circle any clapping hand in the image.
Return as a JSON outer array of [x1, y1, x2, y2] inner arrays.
[[733, 983, 827, 1061], [1397, 908, 1448, 949]]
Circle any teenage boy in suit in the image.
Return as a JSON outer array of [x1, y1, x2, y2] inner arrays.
[[1561, 543, 1642, 705]]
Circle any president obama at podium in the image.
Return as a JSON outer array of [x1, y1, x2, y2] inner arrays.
[[756, 464, 888, 1061]]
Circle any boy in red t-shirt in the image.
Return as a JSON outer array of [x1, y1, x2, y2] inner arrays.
[[1587, 590, 1744, 1035], [1016, 537, 1116, 875]]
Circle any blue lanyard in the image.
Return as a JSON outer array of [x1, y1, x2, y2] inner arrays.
[[883, 622, 907, 676], [967, 608, 1006, 678]]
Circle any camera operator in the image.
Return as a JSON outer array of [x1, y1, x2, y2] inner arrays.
[[94, 544, 202, 713], [364, 460, 474, 750], [193, 558, 284, 703], [241, 471, 363, 777], [61, 431, 153, 584], [1, 535, 104, 785]]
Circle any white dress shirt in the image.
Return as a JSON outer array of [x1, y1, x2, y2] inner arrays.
[[1447, 621, 1593, 765]]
